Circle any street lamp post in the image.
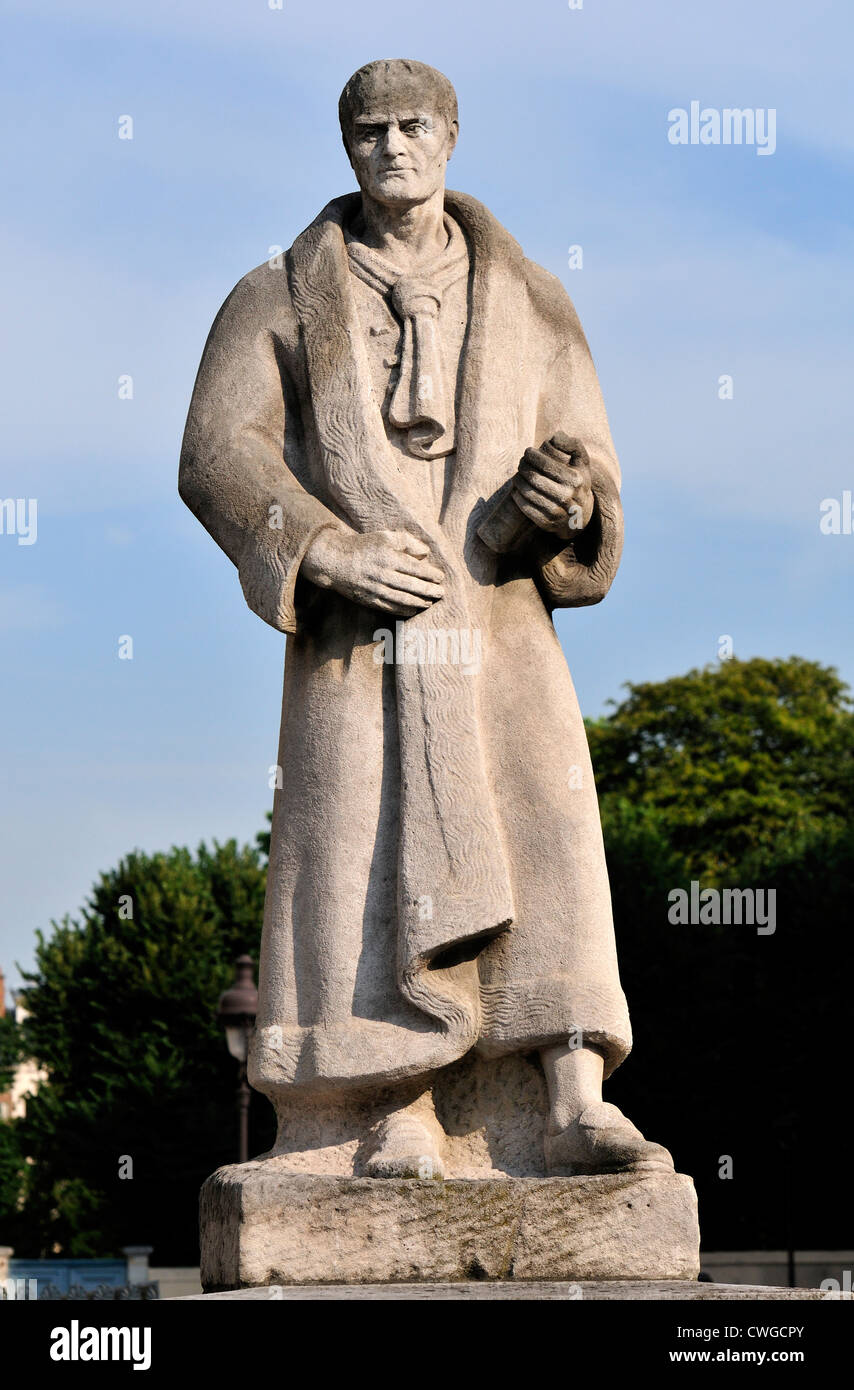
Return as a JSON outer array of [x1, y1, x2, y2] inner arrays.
[[216, 955, 258, 1165]]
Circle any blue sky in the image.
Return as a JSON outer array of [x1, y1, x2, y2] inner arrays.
[[2, 0, 852, 988]]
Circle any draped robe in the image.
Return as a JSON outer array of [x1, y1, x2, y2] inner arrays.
[[179, 189, 633, 1099]]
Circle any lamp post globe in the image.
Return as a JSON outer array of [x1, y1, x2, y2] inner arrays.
[[216, 955, 258, 1164]]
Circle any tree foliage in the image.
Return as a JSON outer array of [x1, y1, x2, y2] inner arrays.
[[591, 659, 854, 1250], [4, 841, 273, 1261], [587, 656, 854, 877], [0, 1012, 24, 1093]]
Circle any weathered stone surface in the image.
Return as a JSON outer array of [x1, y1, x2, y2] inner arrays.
[[175, 1280, 851, 1302], [249, 1052, 550, 1177], [200, 1167, 700, 1290], [179, 57, 659, 1169], [185, 56, 701, 1281]]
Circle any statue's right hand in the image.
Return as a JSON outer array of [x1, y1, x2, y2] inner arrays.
[[301, 528, 445, 616]]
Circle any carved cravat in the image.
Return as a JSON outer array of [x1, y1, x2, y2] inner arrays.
[[346, 217, 468, 458]]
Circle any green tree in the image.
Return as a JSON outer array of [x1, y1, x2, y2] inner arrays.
[[587, 656, 854, 878], [591, 660, 854, 1250], [255, 812, 272, 865], [0, 1013, 27, 1231], [8, 839, 272, 1262], [0, 1121, 26, 1226], [0, 1011, 23, 1092]]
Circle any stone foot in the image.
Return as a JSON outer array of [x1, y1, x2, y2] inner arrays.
[[544, 1101, 674, 1176], [364, 1101, 447, 1180]]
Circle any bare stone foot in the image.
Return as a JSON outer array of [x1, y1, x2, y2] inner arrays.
[[364, 1102, 447, 1180], [544, 1101, 674, 1176]]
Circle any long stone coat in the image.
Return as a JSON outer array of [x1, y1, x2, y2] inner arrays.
[[180, 190, 633, 1100]]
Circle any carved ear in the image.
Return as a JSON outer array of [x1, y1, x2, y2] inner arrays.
[[340, 130, 356, 171]]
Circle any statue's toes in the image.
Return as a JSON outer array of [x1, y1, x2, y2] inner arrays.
[[365, 1150, 446, 1180], [545, 1102, 675, 1176], [363, 1114, 446, 1180]]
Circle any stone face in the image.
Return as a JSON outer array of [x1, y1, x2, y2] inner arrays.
[[200, 1167, 700, 1290]]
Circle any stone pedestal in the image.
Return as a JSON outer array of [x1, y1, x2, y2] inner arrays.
[[177, 1281, 851, 1301], [200, 1165, 700, 1291]]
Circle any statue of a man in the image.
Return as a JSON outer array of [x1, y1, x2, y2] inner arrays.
[[181, 59, 673, 1180]]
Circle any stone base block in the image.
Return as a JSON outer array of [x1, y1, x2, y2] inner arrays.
[[176, 1280, 851, 1301], [200, 1163, 700, 1290]]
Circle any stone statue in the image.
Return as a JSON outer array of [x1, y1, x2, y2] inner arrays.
[[182, 63, 694, 1282]]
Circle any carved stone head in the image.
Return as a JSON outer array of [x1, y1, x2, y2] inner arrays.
[[338, 59, 459, 208]]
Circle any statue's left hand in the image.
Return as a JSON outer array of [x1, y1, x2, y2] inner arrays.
[[511, 435, 594, 539]]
